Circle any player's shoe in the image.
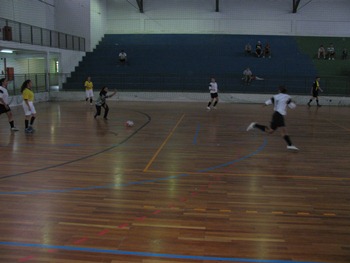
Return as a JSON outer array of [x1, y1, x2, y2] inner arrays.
[[11, 127, 19, 132], [25, 128, 33, 134], [206, 106, 210, 110], [213, 106, 217, 110], [246, 122, 256, 131], [287, 145, 299, 151]]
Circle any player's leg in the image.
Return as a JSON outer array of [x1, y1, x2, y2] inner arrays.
[[280, 127, 299, 151], [94, 105, 101, 118], [28, 103, 37, 131], [213, 96, 218, 108], [316, 96, 321, 107], [3, 105, 18, 131], [307, 96, 315, 106], [207, 97, 213, 110], [103, 104, 109, 119]]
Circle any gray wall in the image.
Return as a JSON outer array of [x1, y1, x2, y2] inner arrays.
[[106, 0, 350, 36], [1, 0, 350, 77]]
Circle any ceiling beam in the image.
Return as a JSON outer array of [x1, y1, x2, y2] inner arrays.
[[136, 0, 143, 13], [292, 0, 301, 13], [215, 0, 219, 12]]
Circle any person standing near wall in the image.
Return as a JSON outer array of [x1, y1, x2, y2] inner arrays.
[[307, 77, 323, 107], [0, 78, 19, 132], [21, 79, 37, 134], [206, 77, 219, 110], [84, 76, 94, 105]]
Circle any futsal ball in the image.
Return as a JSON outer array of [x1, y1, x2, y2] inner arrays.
[[125, 120, 134, 127], [288, 102, 296, 109]]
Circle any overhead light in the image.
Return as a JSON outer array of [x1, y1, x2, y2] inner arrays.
[[1, 49, 14, 53]]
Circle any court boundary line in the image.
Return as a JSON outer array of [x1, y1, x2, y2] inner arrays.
[[0, 241, 324, 263], [0, 109, 151, 180], [143, 113, 185, 172]]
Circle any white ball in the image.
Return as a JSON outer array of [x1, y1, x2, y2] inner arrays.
[[288, 102, 296, 109], [126, 120, 134, 127]]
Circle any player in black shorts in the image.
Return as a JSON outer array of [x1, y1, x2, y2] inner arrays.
[[247, 86, 299, 151], [0, 78, 19, 132], [307, 77, 323, 107]]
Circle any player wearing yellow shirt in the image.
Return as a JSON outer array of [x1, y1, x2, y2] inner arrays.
[[21, 79, 36, 133], [84, 76, 94, 105]]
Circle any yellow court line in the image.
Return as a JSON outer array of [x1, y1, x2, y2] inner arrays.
[[143, 114, 185, 172], [324, 118, 350, 132]]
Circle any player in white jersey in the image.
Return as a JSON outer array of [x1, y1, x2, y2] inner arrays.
[[246, 86, 299, 151], [206, 77, 219, 110], [0, 78, 19, 132]]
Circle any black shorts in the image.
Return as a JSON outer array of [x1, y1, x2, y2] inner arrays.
[[312, 91, 319, 97], [0, 104, 11, 115], [210, 93, 218, 99], [270, 111, 285, 130]]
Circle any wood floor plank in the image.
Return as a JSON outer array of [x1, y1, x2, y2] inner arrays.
[[0, 101, 349, 263]]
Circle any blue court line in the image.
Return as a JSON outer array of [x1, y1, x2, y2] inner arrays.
[[0, 138, 267, 195], [0, 241, 323, 263], [193, 123, 200, 145]]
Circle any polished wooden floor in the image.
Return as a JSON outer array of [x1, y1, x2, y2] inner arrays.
[[0, 101, 349, 263]]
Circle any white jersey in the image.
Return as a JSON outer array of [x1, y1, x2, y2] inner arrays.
[[119, 52, 127, 59], [265, 93, 295, 116], [0, 86, 9, 105], [209, 82, 218, 93]]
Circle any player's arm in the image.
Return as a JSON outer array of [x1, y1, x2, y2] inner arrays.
[[109, 90, 117, 97], [264, 97, 273, 106], [287, 99, 296, 109], [0, 97, 9, 109]]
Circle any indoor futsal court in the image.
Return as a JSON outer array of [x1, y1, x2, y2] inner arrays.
[[0, 101, 349, 263]]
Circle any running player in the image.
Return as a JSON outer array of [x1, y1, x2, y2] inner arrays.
[[246, 86, 299, 151]]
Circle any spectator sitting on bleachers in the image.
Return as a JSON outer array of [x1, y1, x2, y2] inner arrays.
[[327, 43, 335, 60], [118, 49, 128, 65], [242, 67, 264, 85], [342, 48, 348, 60], [317, 45, 326, 59], [244, 43, 252, 56], [255, 41, 263, 58], [242, 67, 253, 85], [263, 43, 271, 58]]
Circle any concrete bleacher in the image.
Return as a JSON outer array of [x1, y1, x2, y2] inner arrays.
[[63, 34, 317, 94]]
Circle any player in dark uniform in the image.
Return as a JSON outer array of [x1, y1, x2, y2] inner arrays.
[[307, 77, 323, 107], [94, 86, 117, 120]]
